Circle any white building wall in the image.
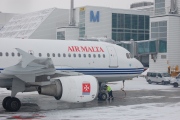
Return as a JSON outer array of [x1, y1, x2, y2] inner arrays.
[[84, 6, 150, 39], [30, 8, 69, 39], [150, 14, 180, 72], [177, 0, 180, 14], [167, 16, 180, 67], [149, 53, 168, 72], [85, 6, 112, 38], [63, 27, 79, 40]]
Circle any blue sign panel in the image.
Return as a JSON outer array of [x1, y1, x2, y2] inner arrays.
[[90, 11, 100, 22]]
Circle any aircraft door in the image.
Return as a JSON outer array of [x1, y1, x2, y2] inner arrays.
[[106, 46, 118, 68]]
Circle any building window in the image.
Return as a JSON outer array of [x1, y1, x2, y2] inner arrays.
[[155, 0, 165, 15], [112, 13, 149, 41], [57, 31, 65, 40], [79, 10, 85, 38], [151, 21, 167, 53]]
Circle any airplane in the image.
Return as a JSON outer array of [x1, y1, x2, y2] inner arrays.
[[0, 38, 144, 112]]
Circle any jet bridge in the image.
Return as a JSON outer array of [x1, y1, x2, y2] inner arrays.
[[117, 39, 167, 58]]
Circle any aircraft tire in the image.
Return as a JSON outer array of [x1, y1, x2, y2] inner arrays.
[[98, 93, 102, 100], [100, 93, 107, 101], [55, 96, 61, 100], [148, 80, 152, 84], [6, 97, 21, 112], [173, 83, 178, 88], [2, 96, 11, 110], [162, 81, 165, 85]]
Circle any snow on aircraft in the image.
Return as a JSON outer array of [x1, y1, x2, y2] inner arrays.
[[0, 38, 144, 111]]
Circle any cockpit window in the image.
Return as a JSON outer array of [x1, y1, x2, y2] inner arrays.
[[129, 53, 133, 58], [126, 53, 130, 59]]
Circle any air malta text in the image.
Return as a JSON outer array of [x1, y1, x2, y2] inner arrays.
[[68, 46, 104, 52]]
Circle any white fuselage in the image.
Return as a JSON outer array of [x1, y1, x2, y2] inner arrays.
[[0, 38, 143, 82]]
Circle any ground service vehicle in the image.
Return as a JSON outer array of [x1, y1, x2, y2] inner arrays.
[[146, 72, 171, 85]]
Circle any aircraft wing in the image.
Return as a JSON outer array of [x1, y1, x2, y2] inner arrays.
[[0, 48, 83, 83]]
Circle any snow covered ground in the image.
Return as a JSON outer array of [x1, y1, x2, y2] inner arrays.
[[1, 77, 180, 120]]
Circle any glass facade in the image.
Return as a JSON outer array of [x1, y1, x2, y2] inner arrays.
[[151, 21, 167, 53], [112, 13, 149, 41], [155, 0, 165, 15], [79, 9, 85, 38], [57, 31, 65, 40]]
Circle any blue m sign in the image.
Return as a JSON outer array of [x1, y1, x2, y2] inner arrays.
[[90, 11, 100, 22]]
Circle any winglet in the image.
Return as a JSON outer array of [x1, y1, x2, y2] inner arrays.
[[15, 48, 36, 68]]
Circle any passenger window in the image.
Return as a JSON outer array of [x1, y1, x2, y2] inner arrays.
[[73, 53, 76, 57], [6, 52, 9, 57], [83, 54, 86, 58], [52, 53, 55, 57], [68, 53, 71, 57], [58, 53, 60, 57], [126, 53, 130, 59], [78, 54, 81, 58], [98, 54, 101, 58], [93, 54, 96, 58], [12, 52, 15, 57], [88, 54, 91, 58], [17, 53, 20, 57], [47, 53, 50, 57], [103, 54, 105, 58], [0, 52, 2, 56], [63, 53, 66, 57], [39, 53, 42, 57]]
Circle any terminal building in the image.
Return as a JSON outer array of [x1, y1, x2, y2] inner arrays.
[[0, 6, 150, 41], [149, 0, 180, 74], [0, 12, 16, 30]]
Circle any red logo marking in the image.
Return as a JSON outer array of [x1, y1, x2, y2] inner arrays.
[[82, 83, 91, 95]]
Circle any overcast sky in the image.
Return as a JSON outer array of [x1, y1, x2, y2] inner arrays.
[[0, 0, 154, 13]]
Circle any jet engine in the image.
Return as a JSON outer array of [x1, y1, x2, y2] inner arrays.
[[38, 75, 98, 103]]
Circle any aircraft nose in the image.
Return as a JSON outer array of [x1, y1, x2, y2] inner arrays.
[[134, 58, 144, 73]]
